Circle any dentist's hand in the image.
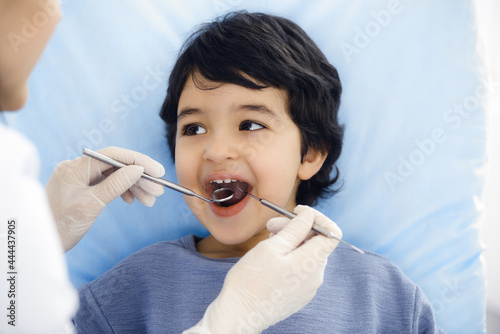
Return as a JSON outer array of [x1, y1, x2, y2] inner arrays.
[[184, 205, 342, 334], [46, 147, 165, 252]]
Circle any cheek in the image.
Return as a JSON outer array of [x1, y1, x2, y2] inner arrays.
[[249, 132, 302, 201], [174, 141, 197, 186], [174, 142, 207, 213]]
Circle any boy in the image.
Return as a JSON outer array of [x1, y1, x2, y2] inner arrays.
[[74, 12, 442, 333]]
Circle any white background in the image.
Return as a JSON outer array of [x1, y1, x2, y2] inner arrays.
[[475, 0, 500, 331]]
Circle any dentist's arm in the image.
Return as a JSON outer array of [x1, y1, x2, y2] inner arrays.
[[184, 206, 342, 334], [45, 147, 165, 252]]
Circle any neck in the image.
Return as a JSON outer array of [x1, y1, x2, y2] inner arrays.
[[196, 228, 270, 258]]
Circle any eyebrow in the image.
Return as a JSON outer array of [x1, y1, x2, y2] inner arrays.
[[177, 108, 202, 121], [177, 104, 279, 121], [238, 104, 279, 118]]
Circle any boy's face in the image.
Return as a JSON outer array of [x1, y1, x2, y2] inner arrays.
[[175, 74, 320, 251]]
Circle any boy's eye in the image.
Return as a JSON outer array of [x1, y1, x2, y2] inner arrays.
[[239, 121, 265, 131], [182, 124, 207, 136]]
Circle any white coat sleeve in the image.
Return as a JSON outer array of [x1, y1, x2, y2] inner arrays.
[[0, 124, 78, 334]]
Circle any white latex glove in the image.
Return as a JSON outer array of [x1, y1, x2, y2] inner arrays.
[[46, 147, 165, 252], [184, 205, 342, 334]]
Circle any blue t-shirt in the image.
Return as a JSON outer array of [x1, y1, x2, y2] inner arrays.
[[74, 235, 442, 333]]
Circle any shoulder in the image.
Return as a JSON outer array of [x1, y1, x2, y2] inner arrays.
[[326, 245, 421, 303], [328, 245, 421, 310], [87, 236, 197, 286], [119, 236, 192, 262], [74, 235, 231, 333], [318, 245, 442, 332], [79, 235, 203, 293], [74, 236, 196, 332], [328, 244, 416, 288]]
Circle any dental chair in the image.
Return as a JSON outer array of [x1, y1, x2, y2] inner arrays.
[[8, 0, 487, 332]]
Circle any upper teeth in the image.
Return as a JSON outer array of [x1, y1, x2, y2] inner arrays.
[[211, 179, 238, 184]]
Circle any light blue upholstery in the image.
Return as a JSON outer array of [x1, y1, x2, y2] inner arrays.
[[7, 0, 487, 332]]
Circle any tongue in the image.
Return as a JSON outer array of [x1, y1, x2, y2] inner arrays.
[[212, 181, 249, 207]]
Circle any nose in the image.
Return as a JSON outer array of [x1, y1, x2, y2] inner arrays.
[[202, 131, 240, 163]]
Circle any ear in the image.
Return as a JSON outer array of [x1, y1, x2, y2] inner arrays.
[[298, 148, 327, 181]]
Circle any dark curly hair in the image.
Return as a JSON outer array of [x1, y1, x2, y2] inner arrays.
[[160, 11, 343, 206]]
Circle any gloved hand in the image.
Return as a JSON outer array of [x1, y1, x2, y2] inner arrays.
[[184, 205, 342, 334], [46, 147, 165, 252]]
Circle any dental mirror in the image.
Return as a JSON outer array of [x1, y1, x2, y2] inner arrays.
[[210, 188, 234, 203]]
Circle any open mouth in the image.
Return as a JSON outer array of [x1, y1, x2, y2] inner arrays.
[[208, 179, 249, 207]]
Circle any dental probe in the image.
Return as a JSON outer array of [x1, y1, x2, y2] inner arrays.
[[82, 148, 232, 203], [245, 192, 365, 254]]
